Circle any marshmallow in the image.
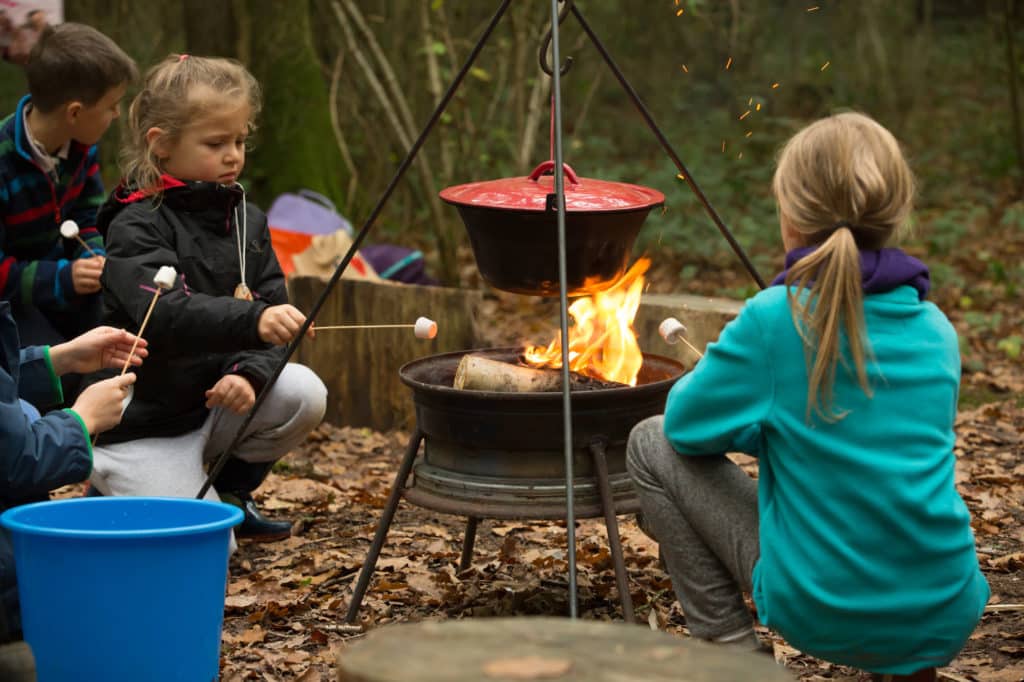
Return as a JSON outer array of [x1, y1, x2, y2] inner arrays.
[[658, 317, 687, 345], [153, 266, 177, 290], [414, 316, 438, 339], [59, 220, 80, 239]]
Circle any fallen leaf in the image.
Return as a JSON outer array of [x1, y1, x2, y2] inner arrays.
[[225, 594, 258, 609], [989, 552, 1024, 572]]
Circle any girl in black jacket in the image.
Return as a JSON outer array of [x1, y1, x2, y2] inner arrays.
[[88, 54, 327, 542]]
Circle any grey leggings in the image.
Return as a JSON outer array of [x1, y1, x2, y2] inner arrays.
[[626, 415, 760, 639], [90, 363, 327, 501]]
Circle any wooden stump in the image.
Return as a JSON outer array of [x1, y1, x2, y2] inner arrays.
[[335, 618, 793, 682], [290, 277, 482, 429], [635, 292, 743, 370]]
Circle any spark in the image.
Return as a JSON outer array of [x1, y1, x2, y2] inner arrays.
[[745, 131, 753, 137], [737, 152, 744, 159], [676, 8, 684, 16], [820, 61, 831, 71], [756, 102, 762, 111], [807, 5, 820, 11], [748, 97, 753, 106], [739, 110, 751, 120], [681, 64, 689, 73], [771, 82, 781, 89], [721, 140, 727, 153], [725, 56, 733, 70], [676, 173, 687, 181]]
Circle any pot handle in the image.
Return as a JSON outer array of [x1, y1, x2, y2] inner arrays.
[[528, 160, 580, 185]]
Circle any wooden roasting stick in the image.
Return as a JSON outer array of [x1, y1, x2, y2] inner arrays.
[[312, 317, 437, 339], [120, 266, 177, 375], [93, 266, 177, 446]]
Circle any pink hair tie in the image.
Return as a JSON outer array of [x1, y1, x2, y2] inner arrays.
[[178, 54, 189, 63]]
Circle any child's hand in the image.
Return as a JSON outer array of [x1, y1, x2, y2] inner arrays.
[[49, 327, 148, 376], [71, 256, 106, 294], [257, 304, 315, 345], [71, 373, 136, 435], [205, 375, 256, 415]]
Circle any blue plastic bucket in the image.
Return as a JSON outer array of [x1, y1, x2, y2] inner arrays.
[[1, 497, 243, 682]]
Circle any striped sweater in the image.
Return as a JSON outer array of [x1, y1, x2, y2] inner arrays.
[[0, 95, 106, 312]]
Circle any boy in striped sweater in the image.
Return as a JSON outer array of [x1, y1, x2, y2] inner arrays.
[[0, 23, 136, 357]]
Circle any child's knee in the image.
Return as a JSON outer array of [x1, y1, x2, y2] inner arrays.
[[278, 364, 327, 428], [626, 416, 666, 474]]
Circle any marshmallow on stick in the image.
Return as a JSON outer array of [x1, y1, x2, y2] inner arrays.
[[658, 317, 704, 358], [313, 316, 438, 339], [119, 266, 177, 375], [59, 220, 98, 258]]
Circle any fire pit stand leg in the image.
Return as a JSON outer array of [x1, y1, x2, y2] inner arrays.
[[459, 517, 479, 572], [588, 438, 635, 623], [344, 429, 424, 624]]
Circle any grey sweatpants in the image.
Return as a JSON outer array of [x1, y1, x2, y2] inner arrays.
[[626, 415, 760, 640], [90, 363, 327, 503]]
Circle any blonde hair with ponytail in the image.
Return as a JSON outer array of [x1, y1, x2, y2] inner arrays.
[[122, 54, 261, 197], [771, 112, 916, 420]]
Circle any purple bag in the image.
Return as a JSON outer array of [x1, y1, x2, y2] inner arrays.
[[267, 190, 353, 237], [360, 245, 438, 286]]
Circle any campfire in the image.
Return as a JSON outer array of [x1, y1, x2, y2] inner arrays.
[[452, 258, 650, 393], [523, 258, 649, 386]]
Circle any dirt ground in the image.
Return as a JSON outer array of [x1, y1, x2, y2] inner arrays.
[[216, 405, 1023, 682], [213, 217, 1024, 680]]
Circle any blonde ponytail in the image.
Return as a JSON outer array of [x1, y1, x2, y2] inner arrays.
[[785, 227, 871, 420], [772, 111, 916, 420]]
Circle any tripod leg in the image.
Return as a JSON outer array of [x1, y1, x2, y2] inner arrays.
[[458, 517, 479, 572], [344, 430, 423, 624], [589, 438, 635, 623]]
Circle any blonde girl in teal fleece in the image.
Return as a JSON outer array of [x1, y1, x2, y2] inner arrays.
[[626, 112, 988, 682]]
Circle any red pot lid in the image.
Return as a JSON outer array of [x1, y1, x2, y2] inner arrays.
[[439, 161, 665, 213]]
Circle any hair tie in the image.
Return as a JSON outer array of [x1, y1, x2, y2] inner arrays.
[[178, 54, 189, 63], [831, 220, 855, 231]]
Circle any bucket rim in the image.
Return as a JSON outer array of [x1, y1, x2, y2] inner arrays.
[[0, 497, 244, 539]]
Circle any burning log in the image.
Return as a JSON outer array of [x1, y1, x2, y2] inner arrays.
[[453, 354, 625, 392]]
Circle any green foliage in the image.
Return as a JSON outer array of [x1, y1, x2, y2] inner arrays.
[[9, 1, 1018, 288]]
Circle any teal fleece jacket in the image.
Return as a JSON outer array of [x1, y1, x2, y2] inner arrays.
[[662, 284, 989, 674]]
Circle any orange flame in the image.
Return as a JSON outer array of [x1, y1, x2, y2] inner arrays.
[[522, 258, 649, 386]]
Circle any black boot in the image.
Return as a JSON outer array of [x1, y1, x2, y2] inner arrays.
[[214, 459, 292, 542]]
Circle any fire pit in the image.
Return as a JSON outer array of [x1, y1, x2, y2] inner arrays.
[[344, 347, 684, 625], [401, 347, 683, 519]]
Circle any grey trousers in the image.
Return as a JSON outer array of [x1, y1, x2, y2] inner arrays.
[[626, 415, 760, 639], [90, 363, 327, 502]]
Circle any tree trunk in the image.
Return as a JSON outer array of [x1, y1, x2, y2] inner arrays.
[[1005, 0, 1024, 197], [237, 0, 348, 211], [182, 0, 236, 57]]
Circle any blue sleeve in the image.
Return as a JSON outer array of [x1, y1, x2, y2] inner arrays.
[[662, 301, 774, 456], [0, 399, 91, 500], [17, 346, 63, 409]]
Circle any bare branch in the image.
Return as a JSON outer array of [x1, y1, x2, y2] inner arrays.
[[328, 51, 359, 211]]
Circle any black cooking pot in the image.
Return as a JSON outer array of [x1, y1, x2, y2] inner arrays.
[[440, 161, 664, 297]]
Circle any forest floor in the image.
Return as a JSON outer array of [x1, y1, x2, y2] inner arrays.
[[214, 215, 1024, 681]]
